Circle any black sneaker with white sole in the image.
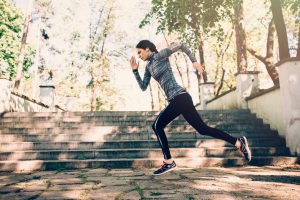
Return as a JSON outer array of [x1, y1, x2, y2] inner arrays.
[[238, 136, 252, 162], [153, 161, 176, 175]]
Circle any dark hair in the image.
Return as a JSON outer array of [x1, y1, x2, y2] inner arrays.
[[136, 40, 158, 53]]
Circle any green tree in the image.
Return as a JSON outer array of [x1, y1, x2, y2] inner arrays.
[[14, 0, 34, 90], [0, 0, 22, 79], [140, 0, 235, 81], [85, 0, 117, 111], [139, 0, 253, 98]]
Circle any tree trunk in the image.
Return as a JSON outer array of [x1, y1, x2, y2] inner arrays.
[[270, 0, 290, 60], [90, 70, 96, 111], [247, 19, 279, 85], [14, 14, 31, 90], [149, 82, 155, 111], [265, 18, 279, 85], [198, 43, 208, 82], [216, 69, 225, 96], [234, 1, 248, 73], [183, 54, 191, 91], [214, 29, 233, 95], [157, 84, 163, 111], [196, 72, 201, 103], [297, 25, 300, 58], [89, 5, 112, 111]]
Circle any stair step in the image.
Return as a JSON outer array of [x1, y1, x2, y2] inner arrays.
[[0, 139, 286, 151], [0, 132, 281, 142], [0, 156, 298, 172], [0, 121, 266, 128], [0, 147, 290, 161], [0, 116, 261, 123], [0, 109, 254, 118], [0, 125, 272, 134], [0, 109, 296, 171], [0, 126, 147, 135]]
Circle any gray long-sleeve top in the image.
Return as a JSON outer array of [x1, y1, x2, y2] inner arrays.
[[133, 43, 197, 101]]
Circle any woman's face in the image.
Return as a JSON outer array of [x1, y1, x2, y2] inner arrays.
[[136, 48, 151, 61]]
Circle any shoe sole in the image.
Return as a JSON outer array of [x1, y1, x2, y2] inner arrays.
[[243, 136, 252, 162], [153, 165, 177, 176]]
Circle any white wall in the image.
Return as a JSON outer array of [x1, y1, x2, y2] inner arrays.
[[10, 93, 49, 112], [247, 88, 285, 136], [9, 92, 64, 112], [278, 59, 300, 155], [205, 89, 238, 110]]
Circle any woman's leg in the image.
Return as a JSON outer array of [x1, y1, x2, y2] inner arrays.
[[178, 93, 237, 145], [178, 93, 252, 161], [152, 100, 181, 160]]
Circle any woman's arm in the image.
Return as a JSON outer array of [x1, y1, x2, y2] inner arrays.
[[132, 67, 151, 91], [130, 56, 151, 91], [155, 42, 197, 63], [156, 42, 204, 74]]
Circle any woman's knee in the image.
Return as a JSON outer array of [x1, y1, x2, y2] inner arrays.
[[152, 121, 163, 133]]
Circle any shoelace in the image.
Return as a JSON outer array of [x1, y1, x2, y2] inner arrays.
[[239, 140, 247, 154], [159, 161, 171, 170]]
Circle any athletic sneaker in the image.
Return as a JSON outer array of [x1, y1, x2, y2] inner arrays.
[[153, 161, 176, 175], [238, 136, 252, 162]]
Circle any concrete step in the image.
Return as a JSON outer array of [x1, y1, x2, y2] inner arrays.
[[0, 125, 271, 134], [0, 125, 278, 137], [0, 138, 286, 151], [0, 126, 147, 135], [0, 115, 260, 123], [0, 147, 290, 161], [0, 125, 278, 138], [0, 131, 281, 142], [0, 120, 266, 128], [0, 109, 254, 118], [0, 156, 299, 172]]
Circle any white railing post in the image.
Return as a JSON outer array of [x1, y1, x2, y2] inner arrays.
[[39, 84, 55, 111], [199, 82, 215, 110], [235, 71, 260, 109]]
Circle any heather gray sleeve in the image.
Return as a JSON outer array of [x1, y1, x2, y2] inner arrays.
[[132, 67, 151, 91], [155, 42, 197, 63]]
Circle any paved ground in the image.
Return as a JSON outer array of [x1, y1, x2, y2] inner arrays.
[[0, 165, 300, 200]]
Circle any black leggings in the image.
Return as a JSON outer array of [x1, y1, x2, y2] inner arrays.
[[152, 92, 238, 160]]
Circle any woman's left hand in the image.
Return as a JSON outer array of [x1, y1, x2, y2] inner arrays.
[[193, 62, 204, 74]]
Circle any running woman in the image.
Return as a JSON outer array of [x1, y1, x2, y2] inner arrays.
[[130, 40, 251, 175]]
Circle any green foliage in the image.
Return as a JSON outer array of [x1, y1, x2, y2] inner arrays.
[[0, 0, 23, 79], [140, 0, 235, 50], [282, 0, 300, 22], [22, 46, 36, 80], [0, 0, 35, 80]]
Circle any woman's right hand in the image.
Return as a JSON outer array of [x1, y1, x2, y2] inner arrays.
[[130, 56, 139, 70]]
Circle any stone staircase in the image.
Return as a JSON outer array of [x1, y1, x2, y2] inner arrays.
[[0, 110, 298, 171]]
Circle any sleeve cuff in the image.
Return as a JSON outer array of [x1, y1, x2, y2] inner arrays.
[[132, 69, 138, 72]]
